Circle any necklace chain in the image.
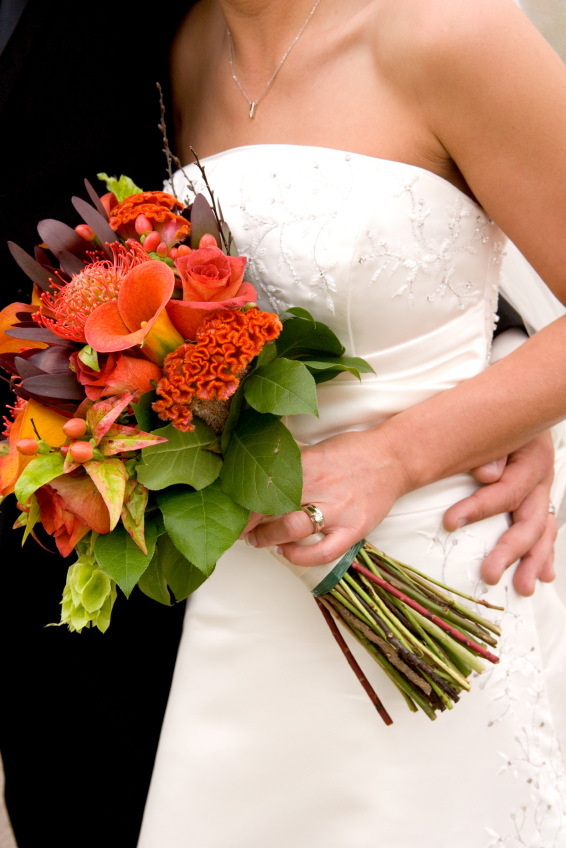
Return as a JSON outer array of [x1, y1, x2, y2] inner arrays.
[[227, 0, 322, 118]]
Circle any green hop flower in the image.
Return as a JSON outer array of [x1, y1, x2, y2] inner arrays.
[[60, 555, 116, 633]]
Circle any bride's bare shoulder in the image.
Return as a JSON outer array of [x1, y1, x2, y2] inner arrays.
[[374, 0, 536, 75]]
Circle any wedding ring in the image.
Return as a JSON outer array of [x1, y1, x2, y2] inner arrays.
[[549, 503, 556, 515], [301, 503, 325, 532]]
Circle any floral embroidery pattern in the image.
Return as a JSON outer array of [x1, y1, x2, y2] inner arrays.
[[358, 175, 495, 310]]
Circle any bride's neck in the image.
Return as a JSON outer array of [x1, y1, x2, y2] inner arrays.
[[218, 0, 332, 61]]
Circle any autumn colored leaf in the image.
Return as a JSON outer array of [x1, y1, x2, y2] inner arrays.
[[86, 391, 136, 445], [121, 505, 147, 554], [123, 479, 148, 526], [98, 423, 168, 456], [49, 473, 111, 534], [83, 457, 128, 531]]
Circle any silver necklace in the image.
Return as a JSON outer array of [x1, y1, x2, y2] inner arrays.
[[227, 0, 322, 119]]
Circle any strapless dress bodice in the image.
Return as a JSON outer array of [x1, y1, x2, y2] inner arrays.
[[172, 145, 504, 445]]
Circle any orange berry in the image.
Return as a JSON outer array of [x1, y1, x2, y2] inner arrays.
[[143, 231, 160, 253], [199, 234, 217, 249], [135, 214, 153, 235], [60, 445, 69, 457], [63, 418, 88, 439], [75, 224, 96, 242], [16, 438, 39, 456], [177, 245, 192, 257], [69, 441, 94, 463]]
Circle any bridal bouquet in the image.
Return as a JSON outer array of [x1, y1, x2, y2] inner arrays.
[[0, 158, 501, 723]]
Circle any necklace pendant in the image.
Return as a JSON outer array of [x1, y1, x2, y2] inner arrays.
[[249, 102, 257, 119]]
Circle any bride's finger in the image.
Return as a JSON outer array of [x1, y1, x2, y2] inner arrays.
[[239, 512, 268, 539], [276, 528, 358, 567], [246, 510, 315, 548]]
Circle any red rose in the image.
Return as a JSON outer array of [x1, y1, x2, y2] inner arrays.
[[167, 247, 257, 340]]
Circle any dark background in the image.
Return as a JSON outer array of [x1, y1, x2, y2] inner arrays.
[[0, 3, 194, 845]]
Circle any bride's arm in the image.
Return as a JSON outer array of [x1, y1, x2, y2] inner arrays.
[[244, 0, 566, 590]]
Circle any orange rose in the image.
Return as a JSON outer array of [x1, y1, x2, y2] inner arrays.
[[167, 247, 257, 340]]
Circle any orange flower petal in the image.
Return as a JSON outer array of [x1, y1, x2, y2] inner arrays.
[[0, 303, 47, 355]]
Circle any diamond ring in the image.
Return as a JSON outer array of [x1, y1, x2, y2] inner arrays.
[[301, 503, 325, 533]]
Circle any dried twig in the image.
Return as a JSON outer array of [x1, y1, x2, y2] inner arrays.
[[189, 146, 233, 254], [316, 596, 393, 726]]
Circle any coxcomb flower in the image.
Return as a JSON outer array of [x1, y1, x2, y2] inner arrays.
[[109, 191, 190, 251], [153, 307, 282, 432]]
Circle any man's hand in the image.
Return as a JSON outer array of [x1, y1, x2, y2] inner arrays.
[[443, 431, 557, 596]]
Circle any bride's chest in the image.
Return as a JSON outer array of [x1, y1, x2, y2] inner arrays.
[[175, 147, 504, 355]]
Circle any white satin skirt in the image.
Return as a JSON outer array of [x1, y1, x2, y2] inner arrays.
[[138, 475, 566, 848]]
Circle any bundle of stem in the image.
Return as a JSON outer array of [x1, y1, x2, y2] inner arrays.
[[317, 542, 502, 724]]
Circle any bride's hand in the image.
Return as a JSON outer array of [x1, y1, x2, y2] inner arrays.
[[240, 429, 406, 566], [443, 431, 557, 596]]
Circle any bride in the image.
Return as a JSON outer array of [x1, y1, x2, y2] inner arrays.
[[138, 0, 566, 845]]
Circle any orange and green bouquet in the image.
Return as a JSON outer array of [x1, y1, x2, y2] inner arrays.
[[0, 161, 502, 724]]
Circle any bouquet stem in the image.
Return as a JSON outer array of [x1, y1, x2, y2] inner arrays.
[[314, 541, 501, 723]]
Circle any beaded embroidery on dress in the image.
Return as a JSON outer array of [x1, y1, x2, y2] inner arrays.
[[138, 145, 566, 848]]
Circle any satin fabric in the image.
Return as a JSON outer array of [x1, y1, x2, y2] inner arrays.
[[138, 146, 566, 848]]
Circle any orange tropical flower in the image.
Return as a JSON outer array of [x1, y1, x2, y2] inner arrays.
[[84, 260, 184, 366]]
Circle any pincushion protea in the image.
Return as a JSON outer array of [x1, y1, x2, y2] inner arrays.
[[35, 241, 149, 343]]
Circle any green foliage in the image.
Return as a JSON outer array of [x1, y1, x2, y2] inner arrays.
[[132, 391, 156, 433], [283, 306, 315, 322], [14, 452, 65, 506], [94, 518, 158, 598], [276, 315, 345, 360], [302, 355, 375, 381], [137, 419, 222, 491], [220, 382, 245, 456], [244, 358, 319, 417], [138, 547, 171, 606], [220, 411, 302, 514], [77, 345, 100, 372], [97, 173, 142, 202], [21, 493, 41, 546], [159, 533, 208, 601], [158, 480, 249, 575]]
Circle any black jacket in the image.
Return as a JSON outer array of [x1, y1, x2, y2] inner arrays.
[[0, 4, 190, 845]]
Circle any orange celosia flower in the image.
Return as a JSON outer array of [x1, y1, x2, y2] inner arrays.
[[109, 191, 190, 248], [35, 241, 148, 343], [153, 308, 282, 432]]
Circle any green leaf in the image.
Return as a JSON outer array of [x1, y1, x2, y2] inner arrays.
[[276, 316, 345, 360], [220, 411, 302, 514], [138, 545, 171, 606], [254, 341, 278, 369], [283, 307, 315, 322], [220, 382, 245, 456], [0, 441, 10, 457], [95, 519, 158, 598], [159, 534, 208, 601], [132, 391, 156, 433], [15, 452, 65, 505], [158, 480, 249, 574], [21, 493, 41, 546], [244, 358, 318, 417], [311, 368, 344, 385], [302, 355, 375, 381], [83, 458, 128, 531], [97, 173, 143, 202], [137, 419, 222, 491], [77, 344, 100, 372]]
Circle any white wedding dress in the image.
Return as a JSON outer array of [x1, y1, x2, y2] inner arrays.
[[138, 145, 566, 848]]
